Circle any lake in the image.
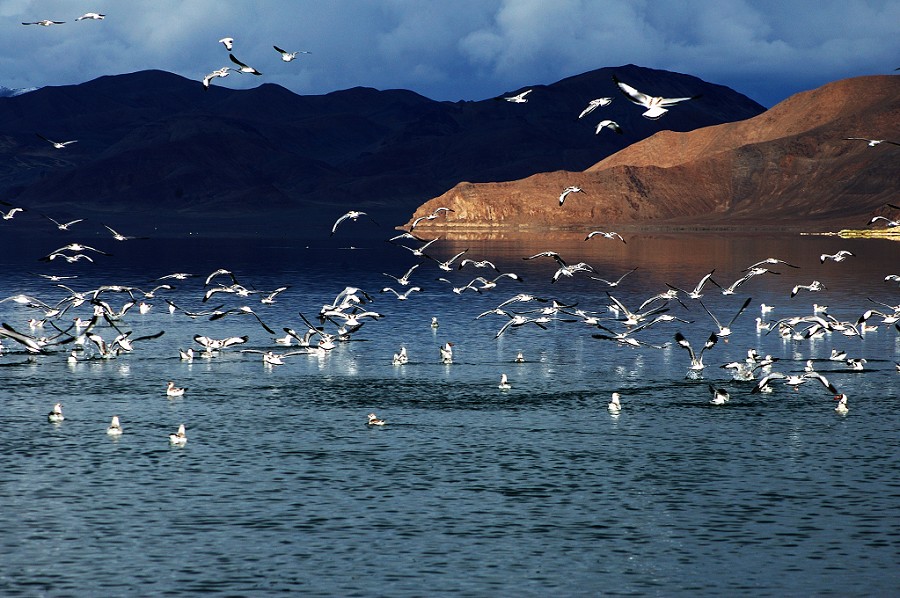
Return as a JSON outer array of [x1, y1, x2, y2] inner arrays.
[[0, 229, 898, 596]]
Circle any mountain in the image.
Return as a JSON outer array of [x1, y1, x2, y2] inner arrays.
[[0, 85, 36, 98], [0, 65, 764, 237], [407, 75, 900, 233]]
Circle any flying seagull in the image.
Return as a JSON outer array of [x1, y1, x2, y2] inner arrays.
[[845, 137, 900, 147], [595, 120, 623, 135], [496, 89, 532, 103], [75, 13, 105, 21], [274, 45, 310, 62], [331, 210, 377, 235], [229, 54, 262, 75], [578, 97, 612, 119], [612, 74, 699, 119], [43, 215, 83, 231], [22, 20, 65, 26], [202, 67, 231, 89], [558, 186, 583, 206], [219, 37, 234, 50], [36, 134, 77, 149]]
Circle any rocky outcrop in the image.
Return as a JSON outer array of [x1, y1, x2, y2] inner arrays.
[[406, 75, 900, 232]]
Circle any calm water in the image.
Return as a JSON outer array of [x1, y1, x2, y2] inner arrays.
[[1, 230, 898, 596]]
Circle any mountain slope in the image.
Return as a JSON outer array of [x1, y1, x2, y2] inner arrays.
[[407, 75, 899, 232]]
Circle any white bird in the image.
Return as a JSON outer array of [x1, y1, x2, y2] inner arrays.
[[431, 316, 439, 328], [834, 394, 849, 414], [559, 186, 583, 206], [106, 415, 123, 436], [846, 358, 867, 371], [589, 267, 638, 288], [381, 286, 422, 300], [75, 13, 105, 21], [2, 207, 25, 220], [179, 348, 194, 361], [166, 381, 186, 397], [383, 263, 419, 286], [43, 215, 83, 230], [202, 67, 231, 89], [845, 137, 900, 147], [700, 297, 751, 337], [820, 250, 854, 263], [229, 53, 262, 75], [578, 97, 612, 119], [23, 20, 65, 26], [674, 331, 718, 371], [594, 119, 623, 135], [408, 207, 454, 230], [331, 210, 376, 235], [867, 215, 900, 227], [666, 270, 715, 299], [612, 74, 699, 119], [585, 230, 625, 243], [439, 342, 454, 364], [498, 373, 511, 390], [791, 281, 825, 298], [709, 384, 730, 405], [515, 351, 525, 363], [169, 424, 187, 445], [367, 413, 386, 426], [47, 403, 65, 423], [36, 133, 77, 149], [607, 392, 621, 414], [392, 346, 408, 365], [274, 45, 310, 61], [497, 89, 532, 103], [218, 37, 234, 50]]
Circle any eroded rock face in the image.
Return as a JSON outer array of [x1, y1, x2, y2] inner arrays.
[[406, 75, 900, 233]]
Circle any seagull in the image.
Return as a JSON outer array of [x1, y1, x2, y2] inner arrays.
[[22, 20, 65, 26], [867, 215, 900, 227], [218, 37, 234, 50], [392, 346, 408, 365], [106, 415, 123, 436], [666, 270, 715, 299], [744, 257, 799, 270], [607, 392, 621, 414], [75, 13, 105, 21], [439, 342, 454, 364], [612, 74, 699, 119], [458, 258, 498, 272], [2, 207, 25, 220], [103, 224, 147, 241], [48, 403, 65, 423], [274, 45, 310, 61], [367, 413, 386, 426], [845, 137, 900, 147], [408, 206, 455, 230], [594, 120, 623, 135], [709, 384, 730, 405], [43, 215, 83, 231], [584, 230, 625, 243], [229, 53, 262, 75], [331, 210, 376, 235], [36, 133, 77, 149], [589, 267, 638, 288], [558, 186, 583, 206], [498, 373, 511, 390], [820, 250, 854, 263], [791, 281, 825, 298], [383, 264, 419, 286], [578, 97, 613, 119], [427, 249, 469, 272], [381, 286, 422, 300], [166, 381, 186, 397], [497, 89, 532, 103], [834, 394, 849, 414], [674, 331, 718, 371], [700, 297, 752, 337], [202, 67, 231, 89], [169, 424, 187, 445]]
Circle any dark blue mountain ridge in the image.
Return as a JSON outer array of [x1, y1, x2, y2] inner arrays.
[[0, 64, 764, 237]]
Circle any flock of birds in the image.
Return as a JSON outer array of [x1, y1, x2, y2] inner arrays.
[[9, 11, 900, 436]]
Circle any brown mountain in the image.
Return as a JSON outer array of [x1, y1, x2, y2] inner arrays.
[[406, 75, 900, 233]]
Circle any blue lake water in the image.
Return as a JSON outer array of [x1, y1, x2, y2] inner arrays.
[[0, 229, 898, 596]]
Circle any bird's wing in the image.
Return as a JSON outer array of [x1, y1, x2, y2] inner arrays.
[[612, 75, 652, 107], [229, 53, 249, 68]]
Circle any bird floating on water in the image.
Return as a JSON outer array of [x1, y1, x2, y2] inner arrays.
[[107, 415, 123, 436], [166, 381, 186, 397], [169, 424, 187, 445], [498, 373, 511, 390], [367, 413, 386, 426], [48, 403, 64, 423], [607, 392, 621, 414]]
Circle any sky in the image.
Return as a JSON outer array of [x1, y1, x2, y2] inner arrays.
[[2, 0, 898, 107]]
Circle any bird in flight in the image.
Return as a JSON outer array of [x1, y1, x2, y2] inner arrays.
[[578, 97, 612, 119], [75, 13, 105, 21], [612, 74, 699, 119], [845, 137, 900, 147], [229, 54, 262, 75], [36, 134, 77, 149], [22, 20, 64, 26], [219, 37, 234, 50], [274, 46, 310, 62], [595, 120, 623, 135], [496, 89, 532, 103]]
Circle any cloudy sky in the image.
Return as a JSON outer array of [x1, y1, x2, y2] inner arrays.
[[3, 0, 898, 107]]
